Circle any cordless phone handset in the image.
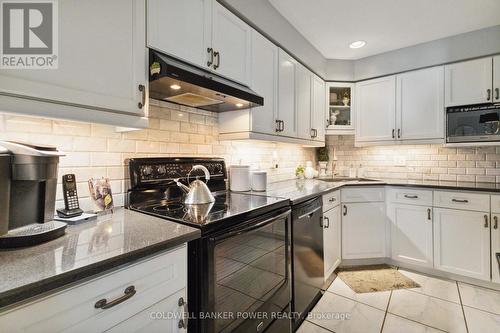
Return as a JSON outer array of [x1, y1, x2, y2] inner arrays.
[[57, 174, 83, 218]]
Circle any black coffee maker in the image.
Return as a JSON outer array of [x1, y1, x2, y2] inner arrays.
[[0, 141, 67, 248]]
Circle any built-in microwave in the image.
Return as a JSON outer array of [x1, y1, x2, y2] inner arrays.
[[446, 104, 500, 143]]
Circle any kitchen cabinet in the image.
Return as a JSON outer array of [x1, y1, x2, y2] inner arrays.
[[444, 57, 493, 107], [494, 55, 500, 103], [433, 208, 490, 281], [277, 49, 298, 138], [341, 202, 386, 259], [323, 191, 341, 279], [0, 245, 187, 332], [326, 82, 355, 135], [355, 76, 396, 142], [396, 66, 444, 141], [0, 0, 148, 128], [388, 203, 433, 268], [311, 75, 326, 142], [492, 195, 500, 283], [147, 0, 211, 70], [296, 64, 312, 140]]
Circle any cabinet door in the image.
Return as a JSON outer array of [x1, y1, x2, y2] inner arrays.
[[492, 214, 500, 283], [388, 204, 433, 268], [296, 64, 312, 140], [277, 49, 297, 137], [355, 76, 396, 142], [249, 31, 278, 135], [342, 202, 386, 259], [397, 66, 444, 141], [311, 75, 326, 142], [444, 57, 493, 107], [0, 0, 147, 116], [324, 205, 341, 279], [107, 289, 186, 333], [494, 55, 500, 103], [147, 0, 211, 70], [212, 1, 251, 85], [433, 208, 490, 281]]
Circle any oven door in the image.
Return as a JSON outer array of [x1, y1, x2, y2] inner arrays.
[[208, 209, 291, 333], [447, 107, 500, 142]]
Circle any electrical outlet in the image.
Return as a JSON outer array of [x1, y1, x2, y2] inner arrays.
[[393, 156, 406, 166]]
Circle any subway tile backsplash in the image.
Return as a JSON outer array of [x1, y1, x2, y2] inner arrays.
[[0, 100, 314, 212], [327, 135, 500, 183]]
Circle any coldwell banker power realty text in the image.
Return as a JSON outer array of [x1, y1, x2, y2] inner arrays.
[[1, 0, 58, 69]]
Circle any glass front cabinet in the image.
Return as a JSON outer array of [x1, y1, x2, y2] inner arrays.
[[325, 82, 354, 135]]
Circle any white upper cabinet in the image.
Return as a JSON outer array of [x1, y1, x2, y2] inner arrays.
[[397, 66, 444, 140], [494, 55, 500, 103], [0, 0, 148, 125], [445, 57, 493, 107], [296, 64, 312, 140], [211, 2, 251, 85], [311, 75, 326, 142], [249, 31, 278, 135], [277, 49, 297, 138], [355, 76, 396, 142], [147, 0, 211, 69]]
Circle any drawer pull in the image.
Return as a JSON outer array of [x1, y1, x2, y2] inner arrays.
[[329, 197, 336, 202], [427, 208, 431, 220], [138, 85, 146, 109], [94, 285, 136, 310], [343, 205, 347, 216], [404, 194, 418, 199], [484, 215, 489, 228], [323, 216, 330, 228], [178, 297, 188, 329], [494, 216, 498, 230], [452, 199, 469, 203]]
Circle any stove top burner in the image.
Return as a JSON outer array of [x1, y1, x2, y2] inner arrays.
[[152, 203, 184, 212]]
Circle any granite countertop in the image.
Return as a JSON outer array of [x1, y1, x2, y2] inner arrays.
[[252, 178, 500, 205], [0, 208, 200, 308]]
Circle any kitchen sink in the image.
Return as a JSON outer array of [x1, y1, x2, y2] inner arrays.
[[319, 177, 378, 182]]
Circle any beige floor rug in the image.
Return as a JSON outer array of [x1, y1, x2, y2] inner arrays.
[[337, 265, 420, 293]]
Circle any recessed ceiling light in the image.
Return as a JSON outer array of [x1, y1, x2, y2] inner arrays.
[[349, 40, 366, 49], [170, 84, 181, 90], [235, 103, 244, 107]]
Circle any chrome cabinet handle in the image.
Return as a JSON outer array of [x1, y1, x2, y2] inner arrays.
[[392, 129, 395, 139], [95, 286, 136, 310], [484, 215, 489, 228], [310, 128, 316, 138], [213, 51, 220, 70], [397, 129, 401, 139], [452, 198, 468, 203], [275, 120, 281, 132], [427, 208, 431, 220], [343, 205, 347, 216], [281, 121, 285, 132], [495, 88, 499, 100], [494, 216, 498, 230], [138, 84, 146, 109], [323, 216, 330, 228], [178, 297, 188, 329], [207, 47, 214, 67], [487, 89, 491, 101], [404, 194, 418, 199], [329, 197, 336, 202]]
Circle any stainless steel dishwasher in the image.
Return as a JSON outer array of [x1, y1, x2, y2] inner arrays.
[[291, 196, 324, 328]]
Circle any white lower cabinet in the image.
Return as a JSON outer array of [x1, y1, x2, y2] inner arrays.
[[388, 203, 433, 268], [323, 204, 341, 279], [491, 196, 500, 283], [341, 202, 386, 259], [433, 208, 490, 281], [0, 245, 187, 333]]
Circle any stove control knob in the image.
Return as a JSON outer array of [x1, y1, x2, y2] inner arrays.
[[214, 163, 223, 174], [157, 165, 167, 176], [141, 165, 153, 177]]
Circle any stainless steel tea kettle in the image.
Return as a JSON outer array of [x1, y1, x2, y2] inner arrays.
[[175, 165, 215, 204]]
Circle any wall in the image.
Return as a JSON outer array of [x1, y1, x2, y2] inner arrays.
[[326, 136, 500, 183], [0, 100, 314, 212]]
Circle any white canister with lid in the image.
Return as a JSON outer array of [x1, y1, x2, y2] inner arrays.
[[229, 165, 251, 192], [251, 170, 267, 192]]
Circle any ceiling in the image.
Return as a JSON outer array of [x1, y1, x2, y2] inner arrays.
[[268, 0, 500, 60]]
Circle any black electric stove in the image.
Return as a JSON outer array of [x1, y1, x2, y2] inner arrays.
[[126, 158, 293, 333]]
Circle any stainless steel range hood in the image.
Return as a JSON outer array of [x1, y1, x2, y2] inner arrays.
[[149, 49, 264, 112]]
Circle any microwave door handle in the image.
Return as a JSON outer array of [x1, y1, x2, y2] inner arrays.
[[212, 209, 291, 242]]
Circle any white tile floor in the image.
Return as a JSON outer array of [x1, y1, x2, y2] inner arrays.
[[297, 268, 500, 333]]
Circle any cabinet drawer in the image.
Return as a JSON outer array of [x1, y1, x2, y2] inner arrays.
[[433, 191, 490, 211], [0, 245, 187, 333], [323, 190, 340, 211], [341, 187, 384, 203], [492, 195, 500, 213], [386, 187, 432, 206]]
